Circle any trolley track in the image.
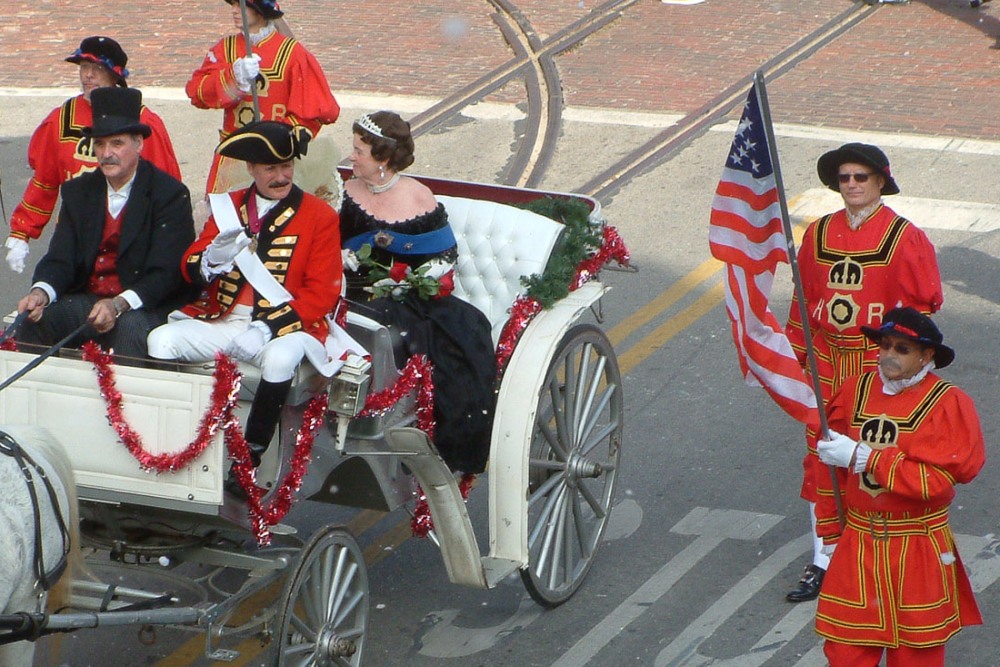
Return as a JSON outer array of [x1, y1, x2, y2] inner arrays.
[[408, 0, 875, 199]]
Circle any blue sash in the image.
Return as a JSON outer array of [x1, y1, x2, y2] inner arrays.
[[343, 225, 456, 255]]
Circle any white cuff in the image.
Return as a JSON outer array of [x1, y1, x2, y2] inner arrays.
[[119, 289, 143, 311], [31, 281, 58, 306], [852, 443, 872, 474]]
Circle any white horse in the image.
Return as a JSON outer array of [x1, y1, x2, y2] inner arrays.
[[0, 425, 78, 666]]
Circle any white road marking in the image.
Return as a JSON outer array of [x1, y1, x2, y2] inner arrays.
[[788, 187, 1000, 233], [712, 120, 1000, 157], [417, 594, 543, 658], [654, 533, 810, 667], [551, 507, 783, 667]]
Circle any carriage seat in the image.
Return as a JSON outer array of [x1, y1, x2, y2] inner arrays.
[[437, 195, 565, 346]]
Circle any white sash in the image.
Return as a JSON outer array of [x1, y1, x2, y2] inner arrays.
[[207, 193, 293, 306], [207, 194, 368, 376]]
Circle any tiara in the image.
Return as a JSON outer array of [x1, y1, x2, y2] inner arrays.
[[355, 113, 395, 143]]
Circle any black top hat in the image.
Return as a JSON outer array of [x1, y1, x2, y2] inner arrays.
[[861, 306, 954, 369], [817, 142, 899, 196], [83, 87, 151, 138], [216, 121, 311, 164], [65, 36, 129, 87], [224, 0, 284, 19]]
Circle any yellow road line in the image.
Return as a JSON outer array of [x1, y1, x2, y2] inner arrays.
[[617, 282, 726, 377], [606, 258, 722, 348]]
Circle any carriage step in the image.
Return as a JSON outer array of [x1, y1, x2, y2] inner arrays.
[[384, 427, 489, 589]]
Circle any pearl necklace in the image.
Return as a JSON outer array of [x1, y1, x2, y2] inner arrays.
[[367, 172, 400, 195]]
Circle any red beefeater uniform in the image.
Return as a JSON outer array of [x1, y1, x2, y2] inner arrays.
[[9, 95, 181, 242], [185, 31, 339, 193], [786, 204, 943, 501], [815, 371, 984, 649], [177, 185, 341, 342]]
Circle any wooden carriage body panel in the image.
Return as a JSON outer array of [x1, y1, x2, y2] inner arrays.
[[0, 350, 225, 511]]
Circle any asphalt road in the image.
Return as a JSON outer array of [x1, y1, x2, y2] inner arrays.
[[1, 1, 999, 666]]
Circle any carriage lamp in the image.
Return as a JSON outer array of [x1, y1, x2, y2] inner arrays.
[[329, 354, 371, 417]]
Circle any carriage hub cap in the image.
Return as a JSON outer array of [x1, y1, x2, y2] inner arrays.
[[567, 453, 603, 480], [315, 626, 357, 659]]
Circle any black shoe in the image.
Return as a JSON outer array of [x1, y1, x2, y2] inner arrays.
[[786, 565, 825, 602], [224, 472, 249, 501]]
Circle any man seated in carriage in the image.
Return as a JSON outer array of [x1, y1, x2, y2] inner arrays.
[[15, 87, 195, 359], [147, 121, 346, 494]]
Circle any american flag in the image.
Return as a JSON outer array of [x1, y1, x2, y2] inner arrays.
[[709, 80, 819, 425]]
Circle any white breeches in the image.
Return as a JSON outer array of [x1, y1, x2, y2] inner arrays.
[[147, 306, 323, 383]]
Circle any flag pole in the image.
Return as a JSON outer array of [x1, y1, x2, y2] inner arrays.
[[238, 0, 261, 121], [752, 70, 846, 529]]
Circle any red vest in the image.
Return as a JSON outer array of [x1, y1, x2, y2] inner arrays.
[[87, 208, 123, 297]]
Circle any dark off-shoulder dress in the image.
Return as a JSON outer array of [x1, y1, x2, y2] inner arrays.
[[340, 193, 495, 474]]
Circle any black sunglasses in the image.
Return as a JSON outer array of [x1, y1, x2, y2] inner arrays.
[[838, 172, 875, 184]]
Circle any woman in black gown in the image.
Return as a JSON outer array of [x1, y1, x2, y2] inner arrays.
[[340, 111, 495, 474]]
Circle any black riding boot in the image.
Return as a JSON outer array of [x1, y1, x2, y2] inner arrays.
[[243, 378, 294, 466], [226, 378, 293, 499]]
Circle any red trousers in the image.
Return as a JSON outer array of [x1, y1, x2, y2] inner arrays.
[[825, 640, 945, 667]]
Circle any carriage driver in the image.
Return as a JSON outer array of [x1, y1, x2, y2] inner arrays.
[[147, 121, 346, 493]]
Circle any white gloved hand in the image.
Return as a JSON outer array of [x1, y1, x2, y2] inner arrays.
[[341, 248, 359, 272], [204, 228, 251, 270], [820, 543, 837, 557], [818, 430, 859, 469], [5, 237, 29, 274], [224, 321, 272, 362], [232, 54, 262, 93]]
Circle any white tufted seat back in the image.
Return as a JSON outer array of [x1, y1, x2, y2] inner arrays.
[[437, 195, 564, 346]]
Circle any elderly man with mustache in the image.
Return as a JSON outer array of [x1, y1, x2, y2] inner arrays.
[[147, 121, 343, 496], [15, 87, 195, 359]]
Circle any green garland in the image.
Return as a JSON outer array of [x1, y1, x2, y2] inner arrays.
[[519, 197, 603, 309]]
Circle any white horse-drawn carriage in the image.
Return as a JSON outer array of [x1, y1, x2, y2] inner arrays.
[[0, 176, 628, 665]]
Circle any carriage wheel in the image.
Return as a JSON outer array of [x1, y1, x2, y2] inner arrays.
[[274, 526, 369, 666], [520, 324, 623, 607]]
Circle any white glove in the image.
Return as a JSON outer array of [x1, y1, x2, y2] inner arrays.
[[232, 54, 261, 93], [204, 228, 251, 272], [341, 248, 359, 272], [818, 430, 859, 469], [820, 543, 837, 557], [224, 321, 272, 362], [5, 237, 28, 274]]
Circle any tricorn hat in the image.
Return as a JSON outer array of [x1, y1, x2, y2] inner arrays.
[[65, 36, 129, 87], [216, 121, 311, 164], [224, 0, 284, 19], [817, 142, 899, 196], [83, 87, 151, 138], [861, 306, 954, 369]]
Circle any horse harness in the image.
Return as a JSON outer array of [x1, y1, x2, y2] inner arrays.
[[0, 431, 69, 592]]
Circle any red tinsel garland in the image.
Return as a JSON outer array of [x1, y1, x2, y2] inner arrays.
[[358, 354, 435, 439], [225, 392, 328, 545], [495, 225, 631, 377], [83, 342, 240, 471], [571, 225, 631, 291], [83, 342, 327, 545], [0, 339, 17, 352]]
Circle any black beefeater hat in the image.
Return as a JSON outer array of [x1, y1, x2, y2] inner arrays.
[[65, 36, 129, 87], [861, 306, 954, 369], [817, 142, 899, 196], [224, 0, 284, 19]]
